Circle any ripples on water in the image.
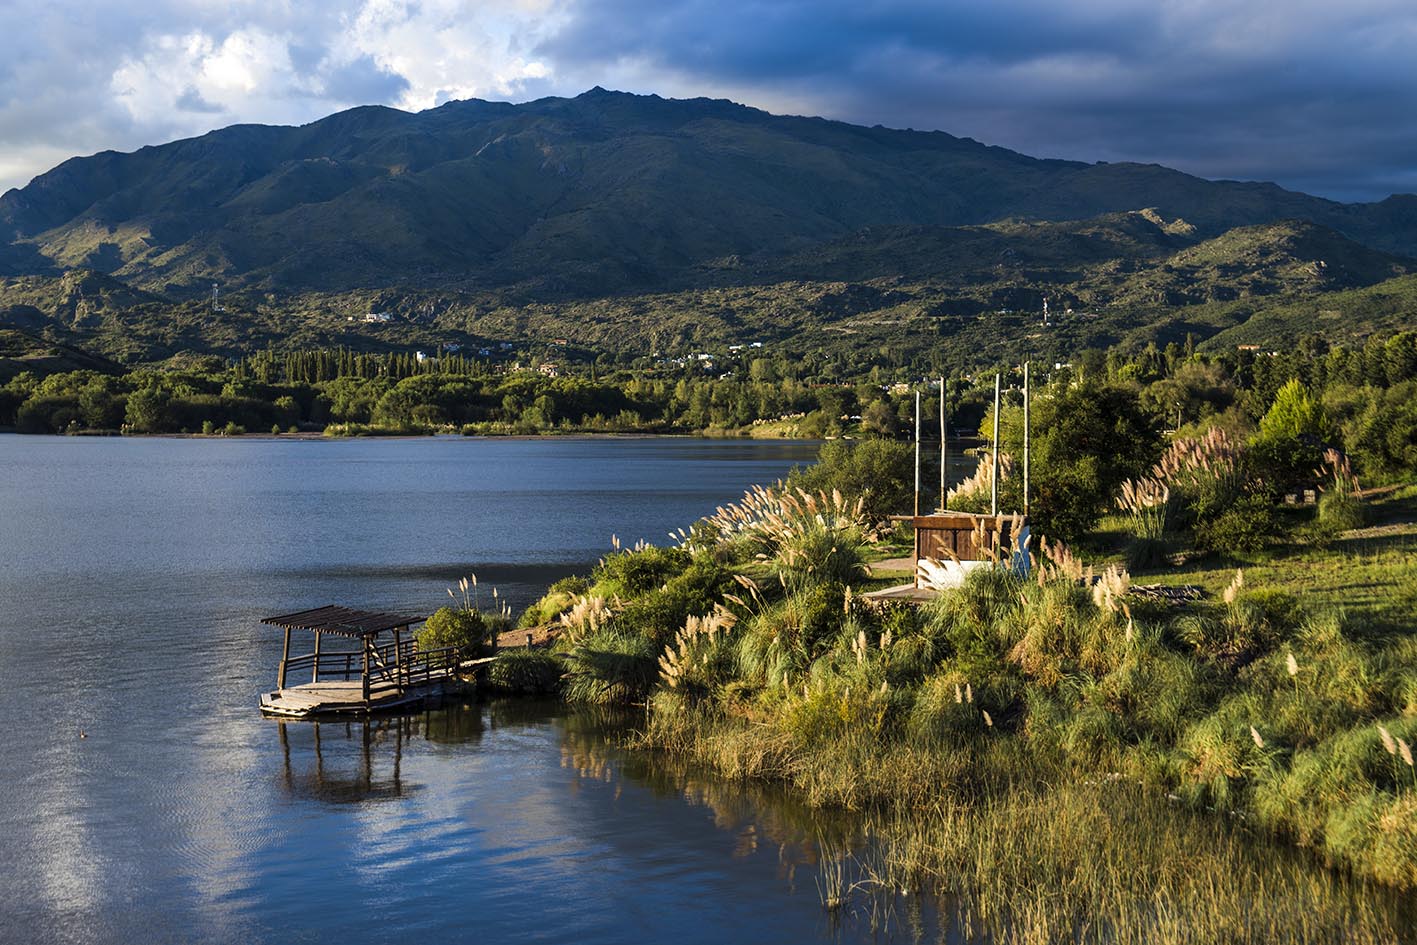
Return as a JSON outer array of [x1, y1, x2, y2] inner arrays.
[[0, 436, 935, 945]]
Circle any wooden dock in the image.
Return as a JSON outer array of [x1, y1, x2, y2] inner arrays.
[[258, 605, 462, 719], [260, 679, 451, 718]]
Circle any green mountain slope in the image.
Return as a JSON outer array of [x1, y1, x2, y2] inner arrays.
[[4, 212, 1410, 368], [4, 88, 1416, 296]]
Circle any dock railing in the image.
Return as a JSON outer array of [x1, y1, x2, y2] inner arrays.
[[283, 640, 461, 691]]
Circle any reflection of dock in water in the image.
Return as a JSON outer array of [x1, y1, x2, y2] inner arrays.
[[276, 708, 485, 803]]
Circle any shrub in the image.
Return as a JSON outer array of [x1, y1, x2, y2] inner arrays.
[[591, 545, 691, 598], [614, 558, 733, 650], [486, 649, 564, 695], [519, 575, 592, 628], [561, 629, 659, 704], [1317, 489, 1365, 532], [418, 606, 490, 658], [1194, 493, 1282, 554], [787, 439, 913, 526]]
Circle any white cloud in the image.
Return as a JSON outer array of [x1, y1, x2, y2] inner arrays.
[[336, 0, 561, 109], [0, 0, 576, 193], [111, 28, 310, 129]]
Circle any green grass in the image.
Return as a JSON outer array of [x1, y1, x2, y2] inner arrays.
[[1134, 487, 1417, 637], [526, 485, 1417, 897]]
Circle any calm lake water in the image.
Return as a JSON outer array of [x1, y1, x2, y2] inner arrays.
[[0, 435, 926, 945]]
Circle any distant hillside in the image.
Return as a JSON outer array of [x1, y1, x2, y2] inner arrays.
[[3, 210, 1411, 370], [0, 326, 123, 382], [3, 88, 1417, 297]]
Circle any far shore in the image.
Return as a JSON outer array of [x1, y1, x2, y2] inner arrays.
[[0, 427, 834, 442]]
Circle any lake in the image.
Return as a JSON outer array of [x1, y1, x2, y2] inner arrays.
[[0, 435, 928, 945]]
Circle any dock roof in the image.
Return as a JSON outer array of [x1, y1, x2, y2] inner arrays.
[[261, 605, 426, 638]]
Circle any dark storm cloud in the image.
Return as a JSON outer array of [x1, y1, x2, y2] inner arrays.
[[1, 0, 1415, 201], [540, 0, 1417, 201]]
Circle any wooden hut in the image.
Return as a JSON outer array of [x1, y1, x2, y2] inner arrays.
[[259, 605, 461, 718], [864, 512, 1025, 604]]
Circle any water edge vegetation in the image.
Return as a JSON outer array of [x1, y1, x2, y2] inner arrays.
[[427, 357, 1417, 943]]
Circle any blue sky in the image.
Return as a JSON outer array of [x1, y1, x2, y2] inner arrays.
[[2, 0, 1415, 201]]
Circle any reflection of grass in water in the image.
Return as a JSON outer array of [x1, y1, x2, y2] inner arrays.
[[546, 671, 1411, 940], [817, 781, 1411, 945], [558, 707, 867, 889], [554, 701, 1411, 942], [626, 699, 1410, 941]]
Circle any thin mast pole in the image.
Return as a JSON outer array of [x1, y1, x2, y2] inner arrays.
[[991, 373, 1001, 516], [1023, 361, 1031, 517], [913, 390, 921, 517], [938, 377, 946, 512]]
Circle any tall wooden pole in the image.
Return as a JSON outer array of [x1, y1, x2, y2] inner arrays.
[[991, 373, 1002, 516], [393, 627, 402, 694], [913, 390, 921, 517], [278, 627, 291, 689], [311, 630, 322, 684], [938, 377, 947, 512], [1023, 361, 1031, 517], [362, 638, 371, 706]]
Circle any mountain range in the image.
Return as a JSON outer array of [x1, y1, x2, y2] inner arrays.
[[1, 87, 1415, 364]]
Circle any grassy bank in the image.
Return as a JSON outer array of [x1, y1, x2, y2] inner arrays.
[[496, 469, 1417, 940]]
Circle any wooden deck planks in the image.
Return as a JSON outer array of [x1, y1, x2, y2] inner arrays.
[[260, 679, 425, 717]]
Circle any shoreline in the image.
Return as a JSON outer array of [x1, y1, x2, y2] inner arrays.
[[0, 427, 830, 442]]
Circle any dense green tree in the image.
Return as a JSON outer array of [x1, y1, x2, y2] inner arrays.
[[1250, 379, 1335, 486], [788, 439, 914, 525], [996, 379, 1162, 542]]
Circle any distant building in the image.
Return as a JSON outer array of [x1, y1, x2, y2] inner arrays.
[[415, 351, 429, 363], [1237, 344, 1261, 352], [363, 312, 393, 323], [538, 362, 561, 377]]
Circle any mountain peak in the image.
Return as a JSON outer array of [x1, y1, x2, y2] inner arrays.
[[0, 90, 1415, 294]]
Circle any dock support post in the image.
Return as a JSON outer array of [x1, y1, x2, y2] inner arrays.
[[278, 627, 291, 689], [361, 638, 371, 706], [311, 630, 321, 684], [393, 627, 403, 694]]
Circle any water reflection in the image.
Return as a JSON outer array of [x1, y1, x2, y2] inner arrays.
[[272, 702, 869, 891], [275, 703, 496, 804]]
